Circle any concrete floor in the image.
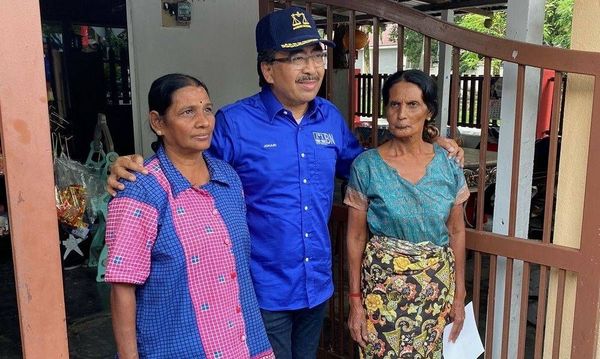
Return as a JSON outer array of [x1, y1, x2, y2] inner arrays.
[[0, 235, 116, 359]]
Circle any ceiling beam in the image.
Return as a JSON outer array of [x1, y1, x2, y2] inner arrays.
[[415, 0, 452, 4], [462, 7, 494, 17], [415, 0, 507, 12], [283, 0, 507, 21]]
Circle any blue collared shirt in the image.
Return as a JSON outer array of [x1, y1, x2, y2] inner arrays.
[[209, 87, 363, 310]]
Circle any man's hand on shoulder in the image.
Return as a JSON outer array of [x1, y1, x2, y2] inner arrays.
[[106, 154, 146, 196], [434, 137, 464, 168]]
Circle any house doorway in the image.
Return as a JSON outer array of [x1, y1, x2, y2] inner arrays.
[[0, 0, 130, 357]]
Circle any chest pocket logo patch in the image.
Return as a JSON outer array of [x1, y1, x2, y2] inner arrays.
[[313, 132, 336, 146]]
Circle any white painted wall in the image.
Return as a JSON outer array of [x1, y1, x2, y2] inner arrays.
[[126, 0, 259, 156], [356, 47, 399, 75]]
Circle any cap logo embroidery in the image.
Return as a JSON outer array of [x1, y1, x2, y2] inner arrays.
[[291, 11, 311, 30]]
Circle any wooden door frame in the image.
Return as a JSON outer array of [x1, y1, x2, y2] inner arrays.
[[0, 1, 69, 357]]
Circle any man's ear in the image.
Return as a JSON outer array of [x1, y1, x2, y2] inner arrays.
[[260, 62, 275, 85], [149, 111, 163, 134]]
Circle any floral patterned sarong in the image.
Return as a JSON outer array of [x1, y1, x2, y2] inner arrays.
[[360, 236, 455, 359]]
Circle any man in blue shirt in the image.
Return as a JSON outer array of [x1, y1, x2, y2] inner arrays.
[[108, 7, 462, 358], [205, 9, 363, 358]]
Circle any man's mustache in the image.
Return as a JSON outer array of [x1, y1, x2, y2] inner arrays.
[[297, 75, 320, 82]]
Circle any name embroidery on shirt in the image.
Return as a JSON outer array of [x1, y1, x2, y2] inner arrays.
[[263, 143, 278, 148], [313, 132, 336, 146]]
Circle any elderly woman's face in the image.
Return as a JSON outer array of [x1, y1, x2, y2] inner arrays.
[[386, 81, 431, 140], [154, 85, 215, 154]]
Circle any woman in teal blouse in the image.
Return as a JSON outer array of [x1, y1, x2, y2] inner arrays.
[[345, 69, 469, 358]]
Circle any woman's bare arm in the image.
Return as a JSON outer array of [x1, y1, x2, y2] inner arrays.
[[346, 206, 369, 347], [447, 203, 467, 342], [111, 283, 139, 359]]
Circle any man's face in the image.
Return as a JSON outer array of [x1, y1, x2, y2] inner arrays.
[[262, 44, 325, 111]]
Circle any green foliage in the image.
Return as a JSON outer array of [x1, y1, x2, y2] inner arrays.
[[544, 0, 573, 48], [455, 12, 506, 74], [105, 28, 128, 51], [387, 0, 573, 74], [455, 0, 573, 73], [456, 12, 507, 38], [388, 27, 439, 68]]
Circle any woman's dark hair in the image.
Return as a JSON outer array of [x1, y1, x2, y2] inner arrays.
[[148, 73, 209, 152], [382, 69, 440, 142]]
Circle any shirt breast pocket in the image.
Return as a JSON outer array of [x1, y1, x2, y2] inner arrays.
[[310, 147, 337, 195]]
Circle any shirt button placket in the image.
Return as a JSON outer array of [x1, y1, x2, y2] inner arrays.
[[299, 130, 312, 278]]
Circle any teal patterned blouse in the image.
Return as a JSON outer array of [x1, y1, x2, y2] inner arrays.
[[344, 144, 469, 246]]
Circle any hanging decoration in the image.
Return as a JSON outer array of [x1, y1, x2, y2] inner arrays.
[[342, 28, 369, 52]]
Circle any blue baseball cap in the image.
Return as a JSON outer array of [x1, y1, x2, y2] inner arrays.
[[256, 7, 335, 52]]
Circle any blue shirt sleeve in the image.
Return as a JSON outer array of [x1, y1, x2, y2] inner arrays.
[[335, 113, 363, 180], [208, 109, 237, 165]]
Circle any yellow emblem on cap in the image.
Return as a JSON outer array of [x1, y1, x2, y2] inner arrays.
[[291, 11, 311, 30]]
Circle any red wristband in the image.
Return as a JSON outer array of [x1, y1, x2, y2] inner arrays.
[[348, 292, 362, 298]]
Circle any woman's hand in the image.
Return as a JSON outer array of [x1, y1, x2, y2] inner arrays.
[[106, 154, 146, 196], [348, 299, 369, 348], [448, 298, 465, 342]]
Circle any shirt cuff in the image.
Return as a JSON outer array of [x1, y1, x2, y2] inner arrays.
[[251, 351, 275, 359]]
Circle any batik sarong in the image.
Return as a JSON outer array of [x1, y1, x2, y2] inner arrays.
[[359, 235, 455, 359]]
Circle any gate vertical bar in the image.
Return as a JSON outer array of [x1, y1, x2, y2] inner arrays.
[[258, 0, 271, 18], [423, 36, 431, 75], [371, 16, 380, 147], [397, 25, 404, 71], [508, 65, 526, 237], [449, 47, 460, 139], [326, 5, 334, 102], [485, 255, 499, 358], [534, 265, 549, 359], [552, 269, 567, 359], [347, 10, 356, 129], [517, 262, 530, 359], [476, 58, 491, 231], [500, 258, 514, 359], [542, 72, 563, 244]]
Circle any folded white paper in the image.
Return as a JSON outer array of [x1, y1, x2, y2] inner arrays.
[[442, 301, 485, 359]]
